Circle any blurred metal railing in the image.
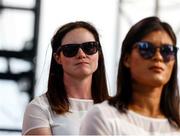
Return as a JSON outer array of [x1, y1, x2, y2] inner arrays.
[[0, 0, 41, 132]]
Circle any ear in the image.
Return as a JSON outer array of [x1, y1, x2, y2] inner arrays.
[[123, 54, 130, 68], [53, 53, 62, 64]]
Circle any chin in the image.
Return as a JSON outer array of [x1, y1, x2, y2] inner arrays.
[[139, 75, 167, 86], [148, 78, 168, 87], [76, 71, 93, 77]]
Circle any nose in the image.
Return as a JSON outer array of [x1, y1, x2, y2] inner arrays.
[[152, 48, 163, 62], [76, 48, 86, 58]]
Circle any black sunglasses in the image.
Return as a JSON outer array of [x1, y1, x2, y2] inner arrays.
[[57, 41, 100, 57], [134, 41, 178, 62]]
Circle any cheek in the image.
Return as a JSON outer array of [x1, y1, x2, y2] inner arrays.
[[130, 58, 146, 78], [129, 52, 145, 73], [60, 57, 72, 69], [128, 52, 150, 81], [91, 53, 99, 69], [164, 61, 175, 81]]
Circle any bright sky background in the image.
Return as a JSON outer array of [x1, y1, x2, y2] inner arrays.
[[0, 0, 180, 134]]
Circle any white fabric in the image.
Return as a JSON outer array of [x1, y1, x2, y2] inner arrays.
[[80, 101, 180, 136], [22, 94, 93, 135]]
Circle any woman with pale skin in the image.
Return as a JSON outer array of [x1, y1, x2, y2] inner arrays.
[[80, 16, 180, 135], [22, 21, 109, 135]]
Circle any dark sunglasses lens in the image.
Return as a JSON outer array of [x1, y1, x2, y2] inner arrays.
[[136, 42, 178, 62], [137, 42, 155, 59], [62, 45, 79, 57], [82, 42, 99, 55], [161, 45, 177, 62]]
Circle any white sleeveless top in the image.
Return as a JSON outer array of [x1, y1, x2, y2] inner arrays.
[[80, 100, 180, 136], [22, 94, 93, 135]]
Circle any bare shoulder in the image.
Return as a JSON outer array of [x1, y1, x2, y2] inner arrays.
[[24, 127, 52, 135]]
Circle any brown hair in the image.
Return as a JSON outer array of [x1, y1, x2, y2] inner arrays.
[[46, 21, 109, 114], [109, 16, 180, 128]]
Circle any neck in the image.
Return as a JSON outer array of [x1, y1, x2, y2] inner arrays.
[[63, 74, 92, 99], [129, 84, 165, 118]]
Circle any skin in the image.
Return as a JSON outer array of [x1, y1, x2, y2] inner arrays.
[[25, 128, 52, 135], [124, 30, 175, 118], [59, 28, 99, 81], [25, 28, 99, 135], [57, 28, 99, 99]]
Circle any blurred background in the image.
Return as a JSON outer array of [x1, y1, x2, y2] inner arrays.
[[0, 0, 180, 135]]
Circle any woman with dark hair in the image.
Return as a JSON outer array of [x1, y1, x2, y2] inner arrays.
[[22, 21, 109, 135], [80, 16, 180, 135]]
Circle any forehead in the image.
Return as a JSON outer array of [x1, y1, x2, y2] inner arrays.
[[141, 30, 173, 45], [61, 28, 95, 45]]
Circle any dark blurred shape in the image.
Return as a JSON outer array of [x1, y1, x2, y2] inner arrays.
[[0, 0, 41, 132]]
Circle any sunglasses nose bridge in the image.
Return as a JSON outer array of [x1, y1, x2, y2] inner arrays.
[[155, 47, 161, 53], [152, 47, 164, 60], [79, 44, 84, 50], [74, 44, 84, 51], [76, 45, 86, 57]]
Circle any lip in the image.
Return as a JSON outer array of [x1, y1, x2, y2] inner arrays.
[[75, 61, 89, 65], [149, 65, 164, 72]]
